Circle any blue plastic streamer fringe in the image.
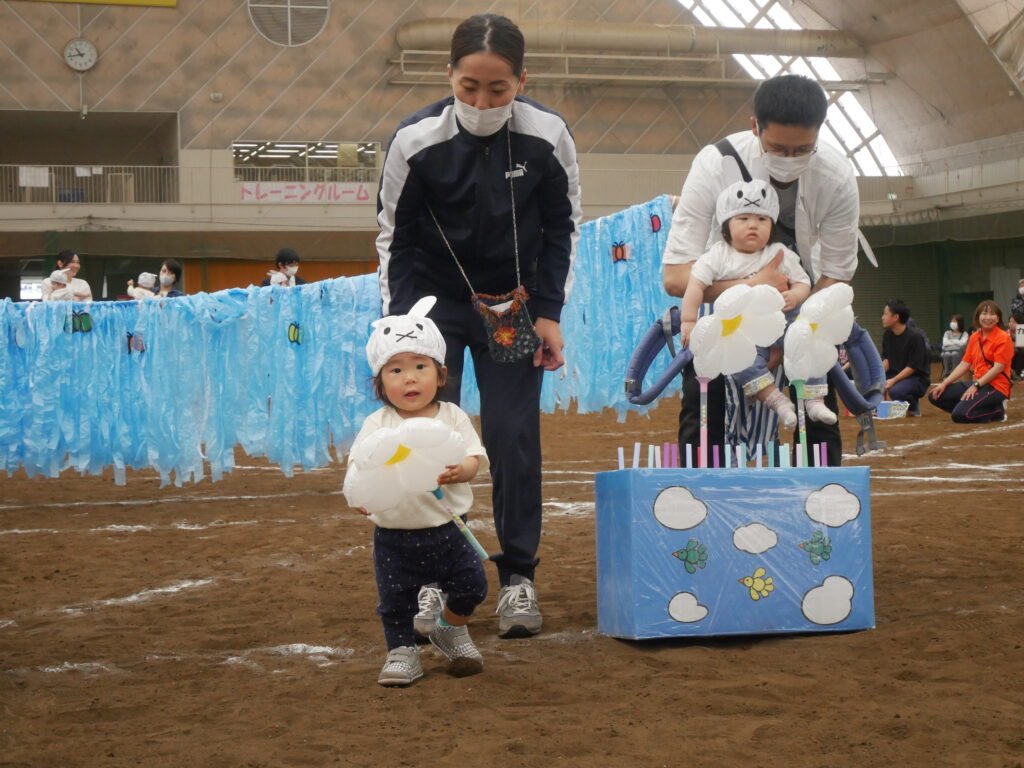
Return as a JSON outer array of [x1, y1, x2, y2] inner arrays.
[[0, 196, 676, 485]]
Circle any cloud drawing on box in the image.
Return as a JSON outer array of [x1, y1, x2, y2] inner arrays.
[[653, 487, 707, 530], [805, 484, 860, 527], [733, 523, 778, 554], [668, 592, 708, 623], [801, 576, 854, 625]]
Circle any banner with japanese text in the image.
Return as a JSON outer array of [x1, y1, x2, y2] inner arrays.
[[239, 181, 374, 205]]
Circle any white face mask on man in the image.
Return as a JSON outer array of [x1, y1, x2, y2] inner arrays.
[[760, 152, 814, 184], [285, 265, 299, 277], [453, 94, 516, 137], [159, 273, 175, 287]]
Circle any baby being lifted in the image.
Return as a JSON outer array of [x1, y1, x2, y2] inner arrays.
[[680, 179, 836, 428]]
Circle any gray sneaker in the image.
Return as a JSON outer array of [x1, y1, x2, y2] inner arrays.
[[413, 584, 445, 639], [496, 575, 542, 638], [378, 646, 423, 687], [428, 624, 483, 677]]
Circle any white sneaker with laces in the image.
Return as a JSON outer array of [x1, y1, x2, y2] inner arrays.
[[496, 575, 542, 638], [378, 646, 423, 687], [413, 584, 445, 639]]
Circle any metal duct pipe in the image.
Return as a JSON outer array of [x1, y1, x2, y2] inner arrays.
[[397, 18, 863, 59]]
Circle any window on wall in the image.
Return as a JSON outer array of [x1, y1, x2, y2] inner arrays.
[[677, 0, 902, 176], [248, 0, 329, 47], [232, 141, 379, 182]]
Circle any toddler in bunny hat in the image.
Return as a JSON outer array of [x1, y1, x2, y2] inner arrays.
[[679, 179, 836, 429], [352, 296, 490, 687]]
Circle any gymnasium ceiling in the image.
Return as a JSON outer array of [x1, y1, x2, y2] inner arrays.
[[788, 0, 1024, 166], [0, 0, 1022, 169]]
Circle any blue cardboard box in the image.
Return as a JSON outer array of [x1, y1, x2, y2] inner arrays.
[[595, 467, 874, 639]]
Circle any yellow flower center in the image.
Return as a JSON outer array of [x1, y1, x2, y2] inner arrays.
[[385, 444, 412, 465], [720, 315, 742, 337], [810, 322, 818, 332]]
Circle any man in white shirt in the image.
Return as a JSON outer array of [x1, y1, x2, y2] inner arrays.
[[662, 74, 861, 466]]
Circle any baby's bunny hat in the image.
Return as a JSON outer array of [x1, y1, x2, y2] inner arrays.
[[716, 179, 780, 224], [366, 296, 446, 376]]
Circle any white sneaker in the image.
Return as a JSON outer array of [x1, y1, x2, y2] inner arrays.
[[496, 575, 542, 638], [413, 584, 445, 639], [428, 624, 483, 677], [378, 646, 423, 687]]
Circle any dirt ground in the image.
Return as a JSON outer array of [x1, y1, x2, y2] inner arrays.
[[2, 381, 1023, 768]]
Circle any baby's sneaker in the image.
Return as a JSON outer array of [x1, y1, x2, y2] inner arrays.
[[805, 398, 838, 425], [428, 624, 483, 677], [378, 646, 423, 687], [413, 584, 445, 641], [765, 389, 798, 430]]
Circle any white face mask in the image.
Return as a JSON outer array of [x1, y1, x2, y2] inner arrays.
[[1019, 287, 1024, 296], [453, 95, 515, 137], [285, 265, 299, 277], [760, 151, 813, 183], [949, 322, 958, 331], [159, 273, 174, 287]]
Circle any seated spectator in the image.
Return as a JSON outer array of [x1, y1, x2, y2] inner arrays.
[[881, 299, 930, 416], [940, 314, 969, 377], [126, 272, 158, 301], [1011, 278, 1024, 381], [929, 300, 1012, 423], [262, 248, 306, 287], [157, 259, 184, 298], [41, 250, 92, 302]]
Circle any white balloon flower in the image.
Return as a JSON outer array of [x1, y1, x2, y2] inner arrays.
[[689, 284, 787, 379], [342, 418, 466, 514], [783, 283, 856, 382]]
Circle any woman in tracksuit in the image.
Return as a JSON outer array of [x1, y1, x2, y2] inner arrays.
[[375, 13, 581, 640]]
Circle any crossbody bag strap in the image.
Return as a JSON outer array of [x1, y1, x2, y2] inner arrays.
[[715, 138, 753, 182]]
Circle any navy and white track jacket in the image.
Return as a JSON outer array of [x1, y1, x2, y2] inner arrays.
[[376, 95, 581, 322]]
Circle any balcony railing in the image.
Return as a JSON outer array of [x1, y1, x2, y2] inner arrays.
[[233, 166, 377, 183], [0, 164, 381, 204], [0, 165, 180, 204]]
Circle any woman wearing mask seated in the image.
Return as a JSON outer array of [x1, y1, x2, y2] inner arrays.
[[157, 258, 184, 298], [929, 300, 1012, 423], [940, 313, 968, 377]]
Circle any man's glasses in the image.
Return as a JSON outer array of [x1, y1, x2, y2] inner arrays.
[[760, 140, 817, 159]]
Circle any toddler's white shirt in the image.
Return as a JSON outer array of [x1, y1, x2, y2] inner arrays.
[[347, 401, 489, 530]]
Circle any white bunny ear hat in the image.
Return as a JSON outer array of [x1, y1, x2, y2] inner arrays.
[[366, 296, 447, 376], [716, 179, 780, 224]]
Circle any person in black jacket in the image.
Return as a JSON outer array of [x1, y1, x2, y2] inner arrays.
[[376, 13, 581, 640]]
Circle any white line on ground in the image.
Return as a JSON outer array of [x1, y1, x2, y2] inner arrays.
[[57, 578, 215, 616], [0, 490, 343, 512]]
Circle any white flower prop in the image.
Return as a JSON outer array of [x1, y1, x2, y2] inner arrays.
[[689, 284, 786, 378], [784, 283, 855, 381], [342, 418, 466, 514]]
